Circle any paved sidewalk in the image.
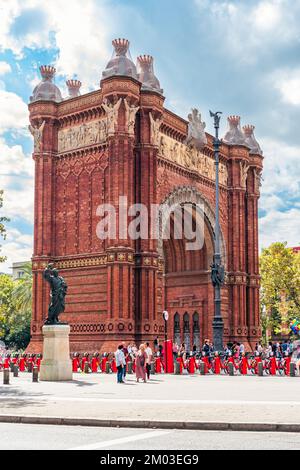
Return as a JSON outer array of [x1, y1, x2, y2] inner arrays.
[[1, 372, 300, 430]]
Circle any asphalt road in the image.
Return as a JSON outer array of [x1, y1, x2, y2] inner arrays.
[[1, 423, 300, 450]]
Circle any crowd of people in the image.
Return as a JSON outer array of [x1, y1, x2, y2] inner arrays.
[[1, 338, 299, 378]]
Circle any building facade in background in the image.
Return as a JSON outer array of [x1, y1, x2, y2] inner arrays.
[[11, 261, 29, 280], [27, 39, 263, 353]]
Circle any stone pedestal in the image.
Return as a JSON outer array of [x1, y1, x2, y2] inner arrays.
[[40, 324, 72, 381]]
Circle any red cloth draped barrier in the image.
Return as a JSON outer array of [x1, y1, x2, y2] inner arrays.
[[19, 357, 26, 372], [72, 357, 80, 372], [214, 356, 222, 374], [155, 357, 162, 373], [188, 357, 196, 374], [284, 356, 291, 376], [101, 357, 107, 373], [164, 340, 174, 373], [240, 356, 249, 375], [3, 358, 10, 369], [202, 356, 210, 374], [269, 356, 278, 375], [91, 357, 99, 373]]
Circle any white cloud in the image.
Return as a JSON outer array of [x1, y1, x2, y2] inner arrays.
[[273, 68, 300, 106], [194, 0, 300, 63], [0, 228, 33, 274], [258, 135, 300, 248], [0, 61, 11, 76], [259, 136, 300, 196], [46, 0, 111, 90], [0, 172, 34, 224], [253, 1, 281, 32], [259, 208, 300, 249], [0, 0, 52, 57], [0, 138, 33, 177], [0, 138, 34, 227], [0, 89, 28, 134], [0, 0, 114, 90]]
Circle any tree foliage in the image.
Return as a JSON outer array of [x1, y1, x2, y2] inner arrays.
[[0, 263, 32, 350], [260, 242, 300, 339], [13, 262, 33, 314]]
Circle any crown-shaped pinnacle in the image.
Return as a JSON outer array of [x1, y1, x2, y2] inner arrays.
[[228, 115, 241, 126], [242, 124, 255, 136], [39, 65, 56, 81], [112, 38, 130, 56], [66, 79, 82, 88], [66, 79, 82, 97], [137, 55, 154, 66]]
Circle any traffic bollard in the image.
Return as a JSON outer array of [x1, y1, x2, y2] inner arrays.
[[200, 361, 206, 375], [13, 365, 19, 378], [290, 362, 296, 377], [32, 366, 39, 382], [174, 361, 180, 375], [84, 362, 90, 374], [27, 363, 33, 373], [105, 362, 111, 374], [258, 362, 264, 376], [3, 369, 10, 385], [228, 362, 234, 376]]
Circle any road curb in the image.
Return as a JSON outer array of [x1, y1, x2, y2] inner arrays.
[[0, 415, 300, 433]]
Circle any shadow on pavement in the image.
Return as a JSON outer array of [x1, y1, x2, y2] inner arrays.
[[0, 387, 49, 410]]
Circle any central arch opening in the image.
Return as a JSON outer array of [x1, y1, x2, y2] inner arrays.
[[159, 187, 223, 351]]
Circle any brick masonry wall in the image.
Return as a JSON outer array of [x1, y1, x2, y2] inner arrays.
[[27, 76, 263, 354]]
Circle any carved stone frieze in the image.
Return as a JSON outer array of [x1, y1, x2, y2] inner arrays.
[[159, 133, 228, 185], [58, 119, 107, 153]]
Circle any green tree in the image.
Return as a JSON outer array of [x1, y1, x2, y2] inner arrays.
[[260, 242, 300, 341], [13, 262, 33, 314], [0, 263, 32, 350], [0, 274, 15, 340], [0, 190, 10, 263]]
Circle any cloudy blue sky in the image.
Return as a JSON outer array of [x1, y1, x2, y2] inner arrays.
[[0, 0, 299, 273]]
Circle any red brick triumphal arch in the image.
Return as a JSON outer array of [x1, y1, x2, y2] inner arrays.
[[28, 39, 264, 353]]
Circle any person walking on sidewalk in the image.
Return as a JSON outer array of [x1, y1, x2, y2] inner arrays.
[[115, 345, 126, 384], [135, 344, 147, 383], [122, 342, 129, 382], [145, 342, 153, 380]]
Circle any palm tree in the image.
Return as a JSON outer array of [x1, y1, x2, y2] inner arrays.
[[13, 261, 33, 314]]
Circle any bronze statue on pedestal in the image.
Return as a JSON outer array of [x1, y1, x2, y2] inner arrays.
[[43, 264, 68, 325]]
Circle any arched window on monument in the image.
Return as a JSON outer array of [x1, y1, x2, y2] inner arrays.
[[183, 312, 190, 352], [192, 312, 200, 350], [174, 312, 180, 346]]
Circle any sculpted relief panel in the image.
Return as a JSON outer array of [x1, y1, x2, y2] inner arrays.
[[58, 119, 107, 153], [159, 133, 228, 186]]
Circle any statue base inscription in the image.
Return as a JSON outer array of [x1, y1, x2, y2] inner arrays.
[[40, 324, 72, 381]]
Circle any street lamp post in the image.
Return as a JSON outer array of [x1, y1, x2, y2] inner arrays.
[[209, 111, 225, 352]]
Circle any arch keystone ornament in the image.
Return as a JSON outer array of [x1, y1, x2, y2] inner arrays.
[[27, 39, 264, 354]]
